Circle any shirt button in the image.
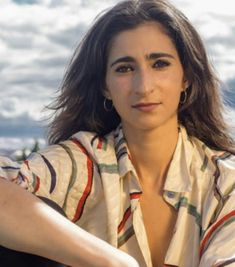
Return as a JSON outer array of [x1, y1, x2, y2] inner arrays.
[[166, 191, 176, 198]]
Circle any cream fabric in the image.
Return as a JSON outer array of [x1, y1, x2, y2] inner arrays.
[[1, 125, 235, 267]]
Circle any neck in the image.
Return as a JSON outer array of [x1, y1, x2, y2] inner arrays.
[[122, 118, 179, 191]]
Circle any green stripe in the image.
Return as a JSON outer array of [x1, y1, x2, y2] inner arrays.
[[174, 197, 201, 226], [224, 182, 235, 196], [102, 140, 108, 151], [202, 217, 235, 255], [59, 144, 78, 210], [201, 155, 208, 172], [98, 163, 118, 174], [210, 152, 234, 223], [210, 196, 230, 225], [219, 152, 231, 160], [216, 257, 235, 267], [32, 173, 38, 190], [118, 225, 135, 247]]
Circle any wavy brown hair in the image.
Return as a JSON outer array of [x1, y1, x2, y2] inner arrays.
[[47, 0, 235, 153]]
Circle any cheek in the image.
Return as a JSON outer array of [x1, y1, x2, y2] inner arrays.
[[160, 72, 184, 98], [160, 80, 182, 104], [161, 70, 184, 86], [108, 85, 130, 115], [162, 88, 181, 104], [106, 78, 131, 100]]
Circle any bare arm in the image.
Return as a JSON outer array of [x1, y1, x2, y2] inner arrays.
[[0, 179, 139, 267]]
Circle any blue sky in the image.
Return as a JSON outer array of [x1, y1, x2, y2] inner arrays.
[[0, 0, 235, 150]]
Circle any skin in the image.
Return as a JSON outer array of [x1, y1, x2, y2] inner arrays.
[[0, 179, 139, 267], [105, 22, 188, 266], [0, 22, 187, 267], [105, 22, 187, 132], [105, 21, 188, 186]]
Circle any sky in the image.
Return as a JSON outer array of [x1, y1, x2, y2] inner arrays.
[[0, 0, 235, 151]]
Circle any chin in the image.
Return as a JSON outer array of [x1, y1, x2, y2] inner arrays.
[[124, 116, 177, 132]]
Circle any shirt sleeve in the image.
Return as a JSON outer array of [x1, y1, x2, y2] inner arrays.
[[0, 156, 24, 184], [0, 143, 74, 206], [0, 139, 97, 222]]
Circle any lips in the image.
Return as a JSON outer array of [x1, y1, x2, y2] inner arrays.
[[132, 102, 160, 107], [132, 102, 161, 112]]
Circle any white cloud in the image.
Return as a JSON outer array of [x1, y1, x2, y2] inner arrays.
[[171, 0, 235, 83], [224, 106, 235, 137], [197, 16, 232, 39], [0, 0, 234, 149], [0, 137, 46, 153], [172, 0, 235, 18]]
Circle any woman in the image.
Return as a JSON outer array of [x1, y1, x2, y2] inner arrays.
[[0, 0, 235, 266]]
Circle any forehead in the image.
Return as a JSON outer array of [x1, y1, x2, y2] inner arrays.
[[107, 22, 177, 59]]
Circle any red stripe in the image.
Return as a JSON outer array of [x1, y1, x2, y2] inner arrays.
[[72, 139, 89, 155], [200, 210, 235, 257], [33, 176, 40, 193], [118, 206, 131, 233], [97, 138, 103, 149], [34, 176, 40, 193], [24, 160, 30, 170], [130, 192, 142, 200], [23, 161, 39, 192], [71, 139, 93, 223]]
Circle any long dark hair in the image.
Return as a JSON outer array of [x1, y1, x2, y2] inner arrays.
[[47, 0, 235, 153]]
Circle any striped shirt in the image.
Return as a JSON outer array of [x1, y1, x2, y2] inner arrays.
[[0, 125, 235, 267]]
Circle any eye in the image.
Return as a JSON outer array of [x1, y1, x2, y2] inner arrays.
[[153, 60, 170, 69], [115, 65, 133, 73]]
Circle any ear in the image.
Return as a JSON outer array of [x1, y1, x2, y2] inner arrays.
[[103, 87, 112, 100], [182, 75, 190, 91]]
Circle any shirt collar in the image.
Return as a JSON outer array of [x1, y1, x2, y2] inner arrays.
[[113, 124, 137, 178], [113, 124, 194, 193], [163, 126, 194, 193]]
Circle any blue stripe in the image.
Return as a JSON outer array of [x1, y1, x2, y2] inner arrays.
[[40, 154, 56, 193], [1, 166, 20, 170]]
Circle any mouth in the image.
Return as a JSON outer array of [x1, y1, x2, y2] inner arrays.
[[131, 102, 161, 112]]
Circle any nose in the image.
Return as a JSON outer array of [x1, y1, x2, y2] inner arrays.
[[133, 68, 155, 96]]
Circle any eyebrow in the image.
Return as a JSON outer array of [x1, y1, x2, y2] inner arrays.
[[110, 52, 175, 67]]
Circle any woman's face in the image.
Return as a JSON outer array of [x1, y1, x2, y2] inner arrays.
[[105, 22, 187, 133]]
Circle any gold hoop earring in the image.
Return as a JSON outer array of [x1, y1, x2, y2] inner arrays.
[[180, 90, 187, 104], [104, 98, 113, 112]]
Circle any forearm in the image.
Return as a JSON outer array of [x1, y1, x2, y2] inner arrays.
[[0, 179, 139, 267]]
